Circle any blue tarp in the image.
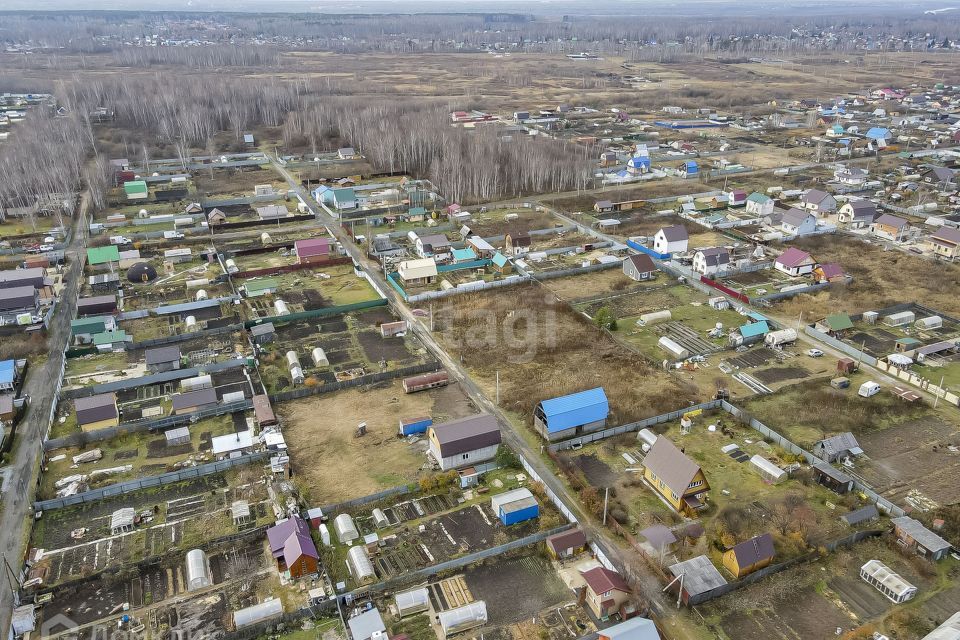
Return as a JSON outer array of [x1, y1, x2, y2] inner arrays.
[[537, 387, 609, 433]]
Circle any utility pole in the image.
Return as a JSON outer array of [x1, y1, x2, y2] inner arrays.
[[602, 487, 609, 525], [495, 370, 500, 405], [934, 375, 945, 409]]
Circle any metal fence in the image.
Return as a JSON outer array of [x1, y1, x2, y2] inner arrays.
[[60, 358, 250, 400], [127, 322, 244, 351], [244, 298, 387, 329], [33, 450, 270, 511], [269, 361, 440, 402], [803, 325, 878, 367], [314, 485, 413, 515], [43, 399, 253, 450]]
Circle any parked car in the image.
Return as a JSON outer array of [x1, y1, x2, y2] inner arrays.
[[39, 244, 54, 252], [807, 348, 824, 357]]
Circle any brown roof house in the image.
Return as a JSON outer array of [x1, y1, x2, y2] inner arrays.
[[579, 566, 635, 621], [75, 393, 119, 432], [931, 226, 960, 261], [721, 533, 775, 578], [427, 414, 501, 471], [622, 254, 657, 281], [642, 437, 709, 516], [546, 528, 588, 560]]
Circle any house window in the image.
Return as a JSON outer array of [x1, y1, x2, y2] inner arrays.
[[671, 492, 679, 501], [688, 479, 703, 489], [462, 454, 469, 460]]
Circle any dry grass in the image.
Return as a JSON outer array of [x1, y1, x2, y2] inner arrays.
[[433, 284, 697, 428], [779, 235, 960, 318], [279, 380, 476, 503]]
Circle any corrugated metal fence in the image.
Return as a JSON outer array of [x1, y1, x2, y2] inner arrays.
[[33, 450, 270, 511]]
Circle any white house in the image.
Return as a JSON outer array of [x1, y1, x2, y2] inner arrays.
[[414, 234, 451, 262], [800, 189, 837, 215], [780, 208, 817, 236], [745, 192, 774, 217], [692, 247, 730, 276], [834, 166, 868, 186], [653, 225, 689, 255], [838, 200, 877, 228], [774, 247, 816, 276], [397, 258, 438, 285]]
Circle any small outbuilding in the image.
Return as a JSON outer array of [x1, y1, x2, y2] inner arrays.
[[534, 387, 609, 441], [490, 488, 539, 526], [545, 528, 588, 559]]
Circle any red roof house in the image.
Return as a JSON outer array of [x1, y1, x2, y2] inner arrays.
[[294, 238, 333, 265]]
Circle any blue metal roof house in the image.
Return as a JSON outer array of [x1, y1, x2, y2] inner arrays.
[[0, 359, 16, 392], [534, 387, 609, 441], [680, 160, 699, 177], [865, 127, 890, 141]]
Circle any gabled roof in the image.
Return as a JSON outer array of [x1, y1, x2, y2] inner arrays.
[[739, 321, 769, 338], [640, 524, 677, 549], [294, 237, 332, 257], [932, 226, 960, 246], [430, 414, 501, 457], [643, 437, 703, 497], [824, 313, 854, 331], [267, 516, 311, 556], [817, 263, 846, 279], [171, 387, 217, 411], [802, 189, 833, 205], [846, 200, 878, 218], [890, 516, 952, 552], [546, 528, 587, 553], [75, 392, 118, 425], [658, 225, 689, 242], [841, 504, 879, 525], [696, 247, 729, 267], [729, 533, 775, 567], [815, 432, 861, 458], [776, 247, 815, 268], [626, 253, 657, 274], [491, 252, 509, 268], [875, 213, 908, 229], [417, 234, 450, 249], [782, 207, 814, 228], [581, 566, 630, 595], [283, 530, 319, 565], [537, 387, 609, 433], [451, 247, 477, 261], [599, 616, 660, 640], [668, 555, 727, 596], [746, 192, 771, 204]]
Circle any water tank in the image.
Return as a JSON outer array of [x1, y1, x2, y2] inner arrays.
[[185, 549, 211, 591], [764, 328, 798, 347], [274, 300, 290, 316], [185, 316, 197, 329], [286, 350, 300, 367], [225, 259, 238, 274], [195, 289, 208, 301]]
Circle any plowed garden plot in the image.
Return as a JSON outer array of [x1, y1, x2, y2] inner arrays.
[[359, 331, 417, 364], [725, 348, 776, 369], [570, 454, 616, 486], [752, 366, 809, 384], [857, 416, 960, 506], [465, 554, 573, 626]]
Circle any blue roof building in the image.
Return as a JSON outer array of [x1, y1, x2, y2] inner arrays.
[[681, 160, 699, 177], [534, 387, 609, 441], [0, 359, 16, 392], [737, 321, 769, 345], [865, 127, 890, 141], [451, 247, 477, 263], [491, 252, 510, 272]]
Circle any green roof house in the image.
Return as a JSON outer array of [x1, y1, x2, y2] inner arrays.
[[87, 245, 121, 266], [124, 180, 149, 201], [71, 316, 108, 337], [93, 330, 128, 351], [823, 313, 854, 333]]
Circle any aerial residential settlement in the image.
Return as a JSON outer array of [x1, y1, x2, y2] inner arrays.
[[0, 5, 960, 640]]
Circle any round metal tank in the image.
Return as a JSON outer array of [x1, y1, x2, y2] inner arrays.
[[185, 549, 211, 591]]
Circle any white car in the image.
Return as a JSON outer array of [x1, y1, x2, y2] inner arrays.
[[39, 244, 55, 252], [807, 348, 824, 357]]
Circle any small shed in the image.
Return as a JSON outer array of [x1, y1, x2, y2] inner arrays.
[[545, 528, 588, 559], [165, 426, 191, 447], [841, 504, 879, 526], [399, 416, 432, 436], [333, 513, 359, 544], [395, 587, 430, 617], [812, 461, 853, 494], [837, 358, 857, 375], [250, 322, 276, 345], [490, 488, 539, 526], [667, 555, 728, 606]]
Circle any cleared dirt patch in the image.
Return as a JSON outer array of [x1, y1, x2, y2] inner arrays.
[[752, 366, 809, 384], [465, 554, 574, 626], [280, 380, 477, 503]]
